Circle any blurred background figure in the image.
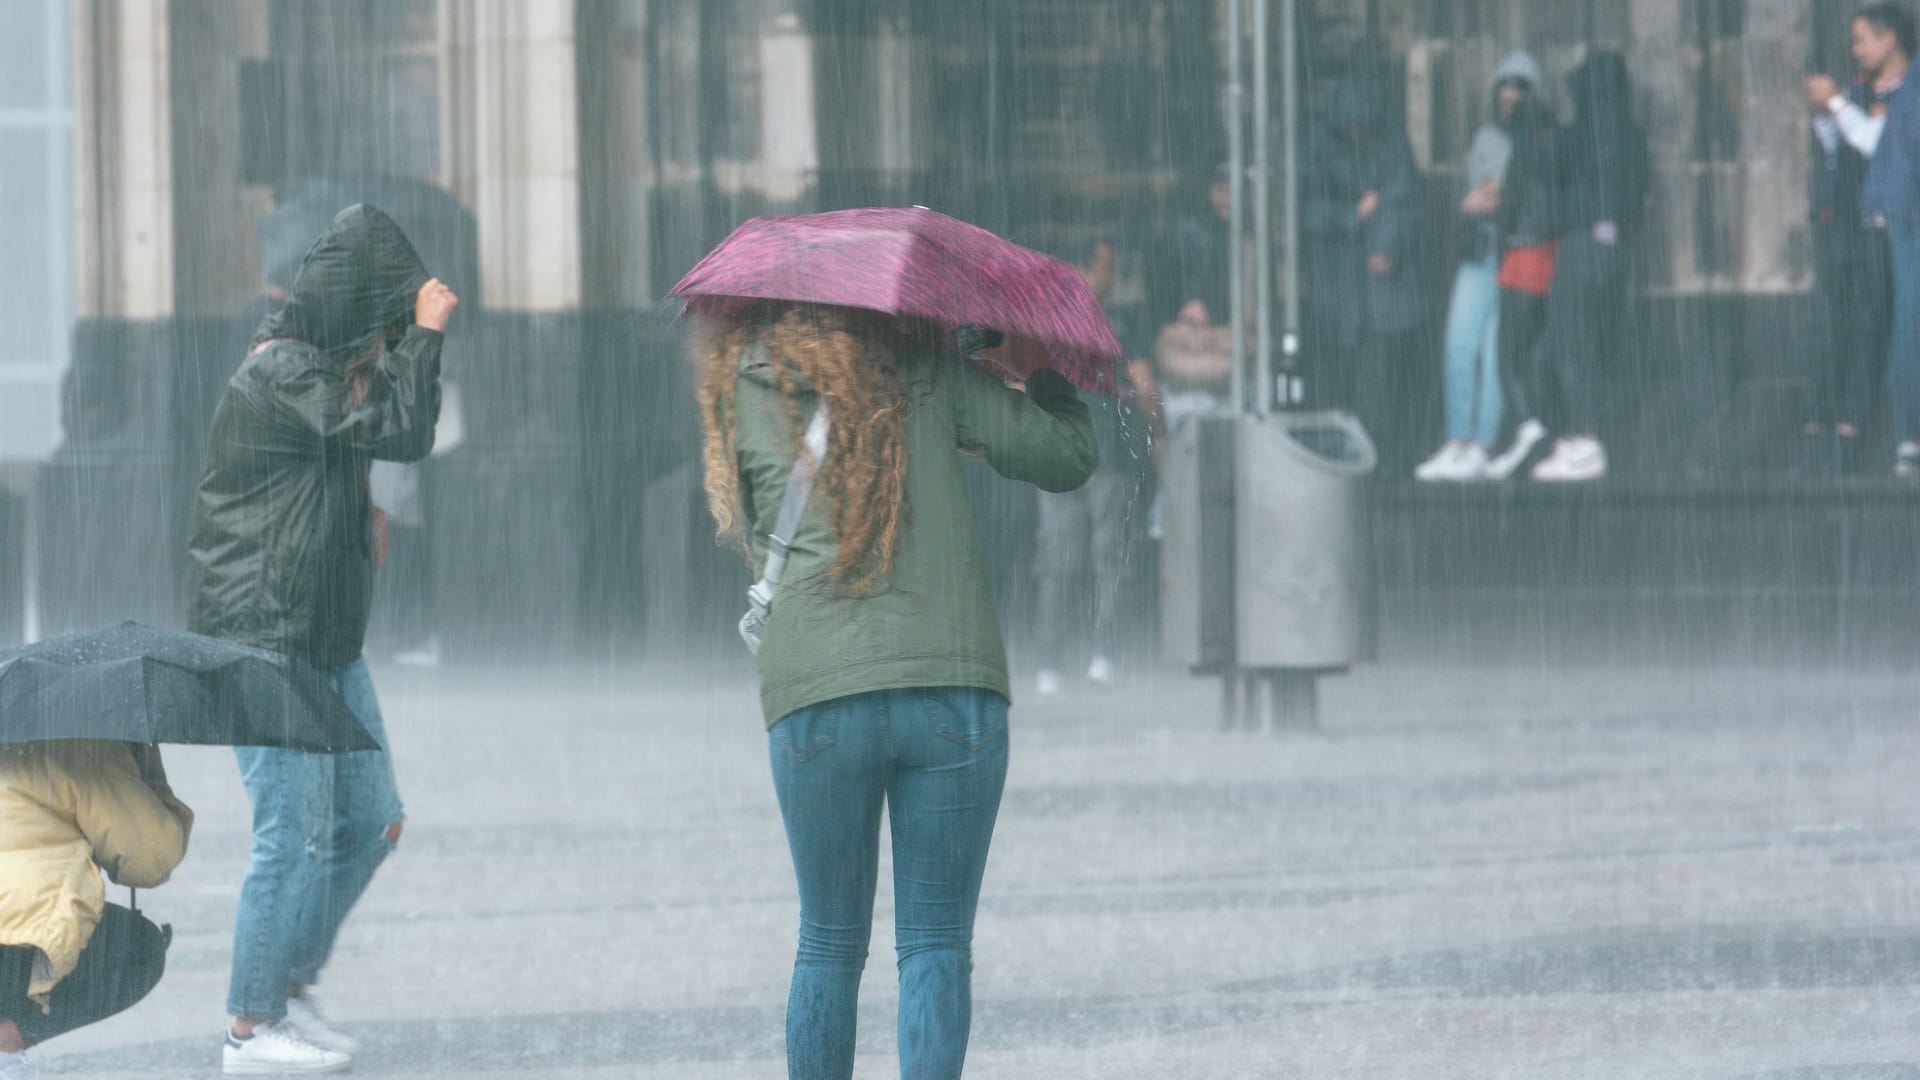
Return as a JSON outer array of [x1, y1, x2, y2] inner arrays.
[[1527, 49, 1646, 483], [1803, 4, 1907, 476], [1032, 236, 1157, 696], [1150, 166, 1237, 427], [1302, 68, 1424, 473], [1849, 3, 1920, 476], [1416, 51, 1544, 484]]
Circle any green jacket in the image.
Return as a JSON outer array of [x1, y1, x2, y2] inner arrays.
[[186, 205, 440, 667], [735, 341, 1098, 725]]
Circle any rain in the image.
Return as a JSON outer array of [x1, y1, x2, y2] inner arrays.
[[0, 1, 1917, 1078]]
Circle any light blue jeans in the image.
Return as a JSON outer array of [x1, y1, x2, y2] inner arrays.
[[1442, 252, 1503, 446], [769, 687, 1009, 1080], [227, 656, 404, 1021]]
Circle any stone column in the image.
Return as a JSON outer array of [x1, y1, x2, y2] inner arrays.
[[38, 0, 185, 636], [435, 3, 599, 660]]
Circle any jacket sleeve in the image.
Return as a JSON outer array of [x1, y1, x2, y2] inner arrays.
[[67, 746, 194, 890], [270, 326, 444, 462], [1300, 132, 1359, 237], [950, 363, 1099, 493], [1367, 135, 1423, 261]]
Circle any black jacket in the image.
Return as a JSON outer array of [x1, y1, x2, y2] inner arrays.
[[1496, 95, 1564, 250], [186, 205, 441, 666], [1558, 51, 1646, 234], [1301, 74, 1424, 344]]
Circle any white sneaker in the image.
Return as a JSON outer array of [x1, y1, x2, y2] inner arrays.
[[285, 993, 360, 1055], [0, 1050, 31, 1080], [394, 633, 442, 668], [1421, 442, 1491, 482], [1485, 420, 1547, 481], [1085, 655, 1114, 684], [1035, 669, 1064, 696], [1414, 441, 1466, 482], [1531, 437, 1608, 482], [223, 1022, 351, 1075]]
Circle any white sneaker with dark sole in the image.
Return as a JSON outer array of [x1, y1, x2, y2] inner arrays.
[[223, 1023, 351, 1075], [1531, 437, 1608, 482], [1485, 420, 1547, 481], [286, 993, 361, 1056]]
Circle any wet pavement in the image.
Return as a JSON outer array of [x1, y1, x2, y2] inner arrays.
[[28, 660, 1920, 1078]]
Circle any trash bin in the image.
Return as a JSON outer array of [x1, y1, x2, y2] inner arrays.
[[1233, 410, 1376, 669], [1160, 410, 1377, 721]]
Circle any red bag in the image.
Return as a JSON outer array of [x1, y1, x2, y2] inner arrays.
[[1498, 242, 1559, 296]]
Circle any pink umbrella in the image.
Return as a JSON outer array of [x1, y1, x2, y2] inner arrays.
[[670, 207, 1121, 395]]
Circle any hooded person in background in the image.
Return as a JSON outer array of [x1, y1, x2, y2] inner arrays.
[[1527, 49, 1647, 483], [1302, 69, 1425, 469], [1416, 51, 1546, 483], [186, 204, 457, 1076]]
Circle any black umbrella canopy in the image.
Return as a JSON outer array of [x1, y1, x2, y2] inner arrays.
[[0, 623, 379, 753], [261, 174, 479, 305]]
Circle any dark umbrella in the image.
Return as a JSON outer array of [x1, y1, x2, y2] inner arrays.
[[669, 206, 1123, 394], [0, 623, 379, 752], [262, 174, 479, 304]]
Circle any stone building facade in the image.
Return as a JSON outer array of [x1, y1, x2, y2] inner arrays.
[[7, 0, 1865, 654]]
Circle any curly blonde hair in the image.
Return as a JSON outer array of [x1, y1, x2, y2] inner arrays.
[[695, 302, 911, 594]]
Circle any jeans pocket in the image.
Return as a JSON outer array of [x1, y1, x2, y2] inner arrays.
[[923, 688, 1007, 751], [773, 702, 840, 762]]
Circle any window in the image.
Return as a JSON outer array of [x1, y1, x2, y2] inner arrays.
[[0, 0, 73, 460]]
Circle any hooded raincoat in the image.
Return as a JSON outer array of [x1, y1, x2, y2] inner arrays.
[[1302, 73, 1425, 347], [186, 205, 441, 667]]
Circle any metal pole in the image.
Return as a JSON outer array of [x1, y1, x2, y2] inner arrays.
[[1252, 0, 1274, 416], [1226, 0, 1247, 415], [1279, 0, 1303, 405]]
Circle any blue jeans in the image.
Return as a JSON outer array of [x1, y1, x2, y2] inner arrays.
[[1442, 252, 1503, 446], [1887, 218, 1920, 445], [227, 657, 404, 1021], [768, 687, 1010, 1080]]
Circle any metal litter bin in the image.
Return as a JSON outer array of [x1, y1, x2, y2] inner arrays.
[[1161, 410, 1376, 729]]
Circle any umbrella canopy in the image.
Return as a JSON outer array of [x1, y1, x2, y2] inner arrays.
[[670, 206, 1122, 395], [0, 624, 379, 752], [262, 174, 479, 306]]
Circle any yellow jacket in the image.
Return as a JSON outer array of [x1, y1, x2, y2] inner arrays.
[[0, 742, 193, 1009]]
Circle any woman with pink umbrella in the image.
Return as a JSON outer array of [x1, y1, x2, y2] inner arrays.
[[677, 207, 1112, 1079]]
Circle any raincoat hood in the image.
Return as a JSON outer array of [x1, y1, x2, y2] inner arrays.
[[255, 203, 430, 363], [1569, 50, 1632, 121], [1491, 51, 1548, 116], [1324, 73, 1393, 140]]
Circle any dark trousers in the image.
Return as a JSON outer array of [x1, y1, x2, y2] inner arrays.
[[1885, 218, 1920, 446], [0, 905, 167, 1048], [371, 524, 432, 651], [1497, 287, 1553, 430], [1536, 233, 1625, 436], [1316, 331, 1420, 471], [1033, 470, 1139, 669], [1814, 222, 1892, 428]]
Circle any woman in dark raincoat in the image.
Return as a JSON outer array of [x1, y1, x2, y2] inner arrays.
[[186, 204, 457, 1074], [1529, 50, 1647, 482], [1302, 70, 1425, 468]]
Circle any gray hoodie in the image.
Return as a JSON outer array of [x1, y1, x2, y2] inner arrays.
[[1464, 51, 1548, 195]]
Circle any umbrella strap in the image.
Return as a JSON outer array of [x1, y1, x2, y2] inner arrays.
[[741, 406, 829, 654]]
